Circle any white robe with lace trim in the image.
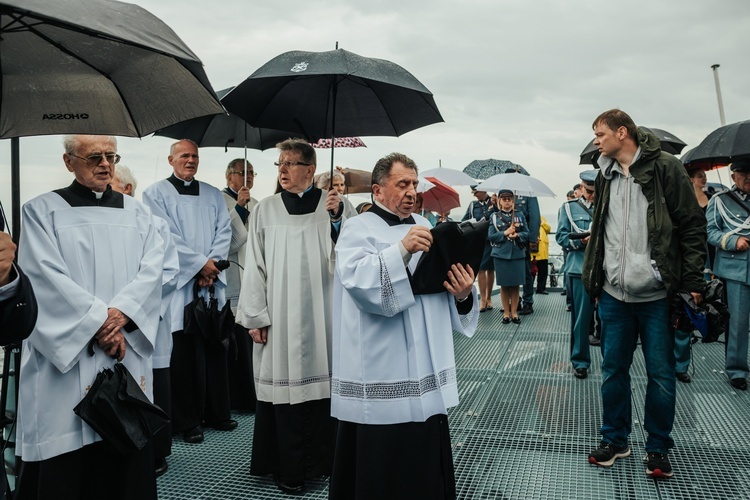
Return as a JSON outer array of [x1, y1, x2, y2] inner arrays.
[[332, 212, 478, 425]]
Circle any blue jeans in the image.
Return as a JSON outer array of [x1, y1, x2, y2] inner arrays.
[[598, 291, 675, 454], [570, 276, 594, 369]]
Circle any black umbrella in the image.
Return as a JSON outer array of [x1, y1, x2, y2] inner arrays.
[[74, 363, 170, 455], [681, 119, 750, 170], [153, 87, 300, 152], [184, 284, 234, 349], [462, 159, 528, 180], [0, 0, 223, 240], [222, 47, 443, 181], [579, 126, 687, 166]]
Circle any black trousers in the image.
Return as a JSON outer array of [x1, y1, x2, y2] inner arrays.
[[227, 323, 257, 412], [15, 441, 156, 500], [250, 399, 336, 483], [170, 330, 231, 432], [152, 367, 172, 459], [535, 259, 549, 291], [329, 414, 455, 500]]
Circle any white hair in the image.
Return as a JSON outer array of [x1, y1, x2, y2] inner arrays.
[[114, 164, 138, 196], [62, 135, 117, 155]]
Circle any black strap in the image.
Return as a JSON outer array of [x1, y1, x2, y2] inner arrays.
[[724, 190, 750, 216]]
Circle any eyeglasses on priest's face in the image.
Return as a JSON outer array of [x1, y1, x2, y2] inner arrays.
[[274, 161, 311, 169], [230, 170, 256, 177], [71, 153, 120, 167]]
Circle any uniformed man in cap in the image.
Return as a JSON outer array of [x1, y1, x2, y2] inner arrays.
[[706, 159, 750, 391], [557, 169, 596, 379], [517, 193, 541, 315]]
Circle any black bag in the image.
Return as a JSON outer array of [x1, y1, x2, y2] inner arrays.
[[74, 363, 170, 455], [410, 220, 489, 295]]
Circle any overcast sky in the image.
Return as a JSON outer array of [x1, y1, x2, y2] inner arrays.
[[2, 0, 749, 232]]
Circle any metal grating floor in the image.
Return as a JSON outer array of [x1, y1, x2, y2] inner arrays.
[[158, 292, 750, 499]]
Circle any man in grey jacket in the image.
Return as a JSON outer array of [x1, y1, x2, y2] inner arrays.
[[583, 110, 705, 480]]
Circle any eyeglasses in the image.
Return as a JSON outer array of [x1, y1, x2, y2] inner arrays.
[[274, 161, 312, 168], [230, 171, 256, 177], [71, 153, 120, 166]]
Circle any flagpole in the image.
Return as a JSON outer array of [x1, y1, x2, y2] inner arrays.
[[711, 64, 726, 126]]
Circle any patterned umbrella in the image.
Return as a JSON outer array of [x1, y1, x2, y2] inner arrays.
[[463, 159, 528, 180], [311, 137, 366, 148]]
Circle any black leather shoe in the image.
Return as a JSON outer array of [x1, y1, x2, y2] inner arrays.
[[730, 378, 747, 390], [512, 317, 521, 324], [536, 290, 549, 295], [206, 419, 238, 431], [519, 305, 534, 315], [501, 317, 511, 324], [274, 475, 305, 494], [155, 457, 169, 477], [676, 372, 692, 383], [183, 426, 204, 443], [574, 368, 588, 379]]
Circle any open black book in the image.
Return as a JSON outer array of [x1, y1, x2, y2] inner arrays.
[[410, 220, 489, 295]]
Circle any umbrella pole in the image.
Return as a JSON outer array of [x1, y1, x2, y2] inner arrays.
[[11, 137, 20, 243], [330, 79, 338, 190], [243, 122, 248, 188]]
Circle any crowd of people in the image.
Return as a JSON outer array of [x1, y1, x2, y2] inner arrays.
[[0, 107, 748, 498]]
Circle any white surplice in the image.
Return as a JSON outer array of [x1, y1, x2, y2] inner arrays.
[[17, 192, 164, 461], [222, 191, 258, 312], [235, 190, 345, 405], [142, 178, 231, 331], [153, 218, 179, 369], [332, 212, 479, 425]]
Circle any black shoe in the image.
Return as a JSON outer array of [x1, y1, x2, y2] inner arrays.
[[560, 291, 567, 296], [511, 317, 521, 324], [730, 378, 748, 390], [645, 452, 673, 478], [519, 305, 533, 315], [588, 441, 631, 467], [536, 290, 548, 295], [479, 307, 487, 313], [588, 335, 601, 346], [274, 475, 305, 494], [206, 419, 238, 431], [155, 457, 169, 477], [565, 305, 572, 312], [183, 426, 204, 444], [574, 368, 588, 379], [486, 305, 494, 310], [501, 317, 511, 324], [676, 372, 691, 383]]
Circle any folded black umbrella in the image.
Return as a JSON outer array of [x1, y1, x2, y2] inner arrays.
[[74, 363, 169, 455], [411, 220, 489, 295], [184, 283, 235, 348]]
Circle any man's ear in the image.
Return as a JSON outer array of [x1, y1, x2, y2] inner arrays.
[[63, 154, 74, 173]]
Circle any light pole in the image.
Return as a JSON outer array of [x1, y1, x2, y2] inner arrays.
[[711, 64, 726, 126]]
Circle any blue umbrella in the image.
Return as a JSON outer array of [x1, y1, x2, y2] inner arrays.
[[462, 159, 528, 180]]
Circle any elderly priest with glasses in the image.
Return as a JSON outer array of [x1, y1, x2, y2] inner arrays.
[[14, 135, 165, 500]]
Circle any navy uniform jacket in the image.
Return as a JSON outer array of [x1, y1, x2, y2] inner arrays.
[[462, 199, 494, 222], [515, 195, 541, 243], [488, 211, 529, 260], [706, 188, 750, 285], [556, 199, 593, 276]]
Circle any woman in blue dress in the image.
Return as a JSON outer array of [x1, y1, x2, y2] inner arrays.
[[488, 190, 529, 324]]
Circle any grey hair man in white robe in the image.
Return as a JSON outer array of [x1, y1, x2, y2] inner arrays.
[[236, 138, 354, 494], [329, 152, 478, 499], [15, 135, 164, 500], [142, 139, 234, 445]]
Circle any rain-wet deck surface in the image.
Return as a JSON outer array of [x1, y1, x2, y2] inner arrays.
[[156, 291, 750, 499]]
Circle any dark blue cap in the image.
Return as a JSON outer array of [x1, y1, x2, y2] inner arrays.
[[730, 159, 750, 173], [579, 169, 598, 186]]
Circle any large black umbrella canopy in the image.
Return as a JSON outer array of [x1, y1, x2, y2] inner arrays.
[[0, 0, 223, 138], [579, 126, 687, 165], [463, 159, 528, 180], [222, 48, 443, 181], [223, 48, 443, 139], [153, 87, 300, 152], [682, 119, 750, 168], [0, 0, 223, 240]]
